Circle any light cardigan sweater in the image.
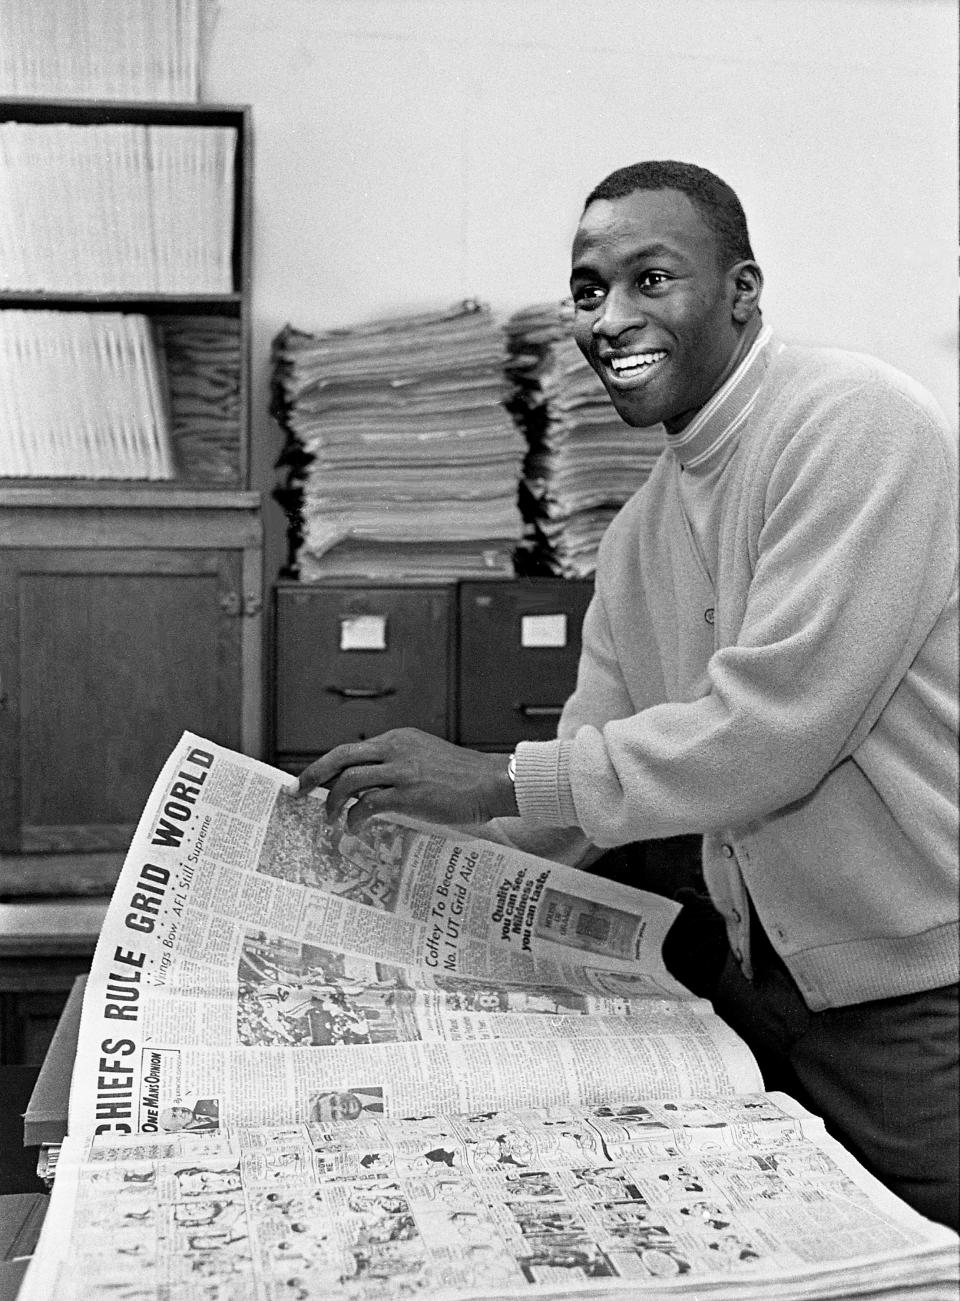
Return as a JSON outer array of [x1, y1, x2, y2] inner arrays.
[[501, 334, 959, 1012]]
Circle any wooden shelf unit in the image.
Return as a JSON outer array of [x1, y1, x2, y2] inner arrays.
[[0, 97, 254, 489], [0, 100, 263, 891]]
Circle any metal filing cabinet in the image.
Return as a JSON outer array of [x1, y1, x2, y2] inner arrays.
[[456, 578, 593, 748], [272, 582, 455, 770]]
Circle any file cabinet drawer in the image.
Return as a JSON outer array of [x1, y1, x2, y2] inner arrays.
[[457, 579, 593, 746], [273, 583, 453, 759]]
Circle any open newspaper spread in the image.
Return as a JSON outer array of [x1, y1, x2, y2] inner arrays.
[[20, 734, 960, 1300]]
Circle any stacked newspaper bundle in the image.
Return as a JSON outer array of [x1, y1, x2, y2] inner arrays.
[[0, 123, 235, 293], [0, 0, 205, 101], [0, 311, 174, 479], [507, 302, 664, 578], [17, 733, 960, 1301], [271, 301, 526, 581]]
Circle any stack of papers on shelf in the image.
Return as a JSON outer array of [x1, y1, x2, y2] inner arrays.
[[506, 302, 664, 578], [271, 300, 525, 581], [0, 123, 235, 293], [0, 0, 205, 101], [0, 310, 174, 479]]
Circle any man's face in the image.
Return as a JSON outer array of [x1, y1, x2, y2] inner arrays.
[[570, 188, 746, 434]]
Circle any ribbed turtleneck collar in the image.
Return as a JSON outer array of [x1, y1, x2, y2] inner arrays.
[[666, 324, 780, 470]]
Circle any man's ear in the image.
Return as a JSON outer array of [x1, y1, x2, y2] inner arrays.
[[729, 260, 763, 323]]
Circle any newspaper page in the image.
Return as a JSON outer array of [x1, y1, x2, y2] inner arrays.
[[67, 733, 762, 1139], [20, 1092, 959, 1300]]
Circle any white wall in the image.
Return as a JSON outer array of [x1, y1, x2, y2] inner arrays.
[[203, 0, 958, 561]]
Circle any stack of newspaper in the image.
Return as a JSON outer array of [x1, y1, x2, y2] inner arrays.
[[18, 733, 960, 1300], [271, 301, 526, 581], [0, 311, 174, 479], [0, 0, 205, 101], [0, 123, 235, 293], [506, 303, 664, 578]]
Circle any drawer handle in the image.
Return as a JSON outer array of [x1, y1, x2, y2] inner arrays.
[[518, 704, 563, 718], [326, 685, 397, 700]]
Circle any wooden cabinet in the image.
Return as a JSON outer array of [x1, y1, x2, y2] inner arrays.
[[0, 489, 262, 860], [272, 582, 453, 770]]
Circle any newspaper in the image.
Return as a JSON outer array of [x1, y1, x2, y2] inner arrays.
[[20, 734, 960, 1300], [66, 733, 762, 1136]]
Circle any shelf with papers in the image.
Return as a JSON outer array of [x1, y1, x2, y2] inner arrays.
[[0, 306, 249, 486], [0, 0, 204, 105], [0, 99, 251, 298], [0, 97, 252, 487]]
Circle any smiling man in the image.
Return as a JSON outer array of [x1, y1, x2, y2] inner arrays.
[[298, 161, 959, 1227], [569, 176, 762, 435]]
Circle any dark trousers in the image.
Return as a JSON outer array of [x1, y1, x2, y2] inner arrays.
[[592, 839, 960, 1232]]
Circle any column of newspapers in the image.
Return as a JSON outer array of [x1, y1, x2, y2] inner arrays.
[[21, 734, 959, 1300]]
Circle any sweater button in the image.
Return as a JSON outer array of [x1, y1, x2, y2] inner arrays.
[[720, 843, 734, 858], [704, 607, 715, 625], [730, 908, 741, 924]]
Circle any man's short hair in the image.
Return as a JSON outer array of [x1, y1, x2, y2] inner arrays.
[[583, 161, 755, 269]]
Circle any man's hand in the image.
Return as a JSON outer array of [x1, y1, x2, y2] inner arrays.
[[296, 728, 518, 830]]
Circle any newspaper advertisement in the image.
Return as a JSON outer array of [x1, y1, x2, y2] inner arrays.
[[21, 1092, 960, 1300], [67, 733, 762, 1139]]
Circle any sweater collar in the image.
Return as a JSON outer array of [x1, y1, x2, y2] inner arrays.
[[666, 323, 779, 470]]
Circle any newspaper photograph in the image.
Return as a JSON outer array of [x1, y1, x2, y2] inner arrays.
[[21, 1093, 960, 1300], [66, 734, 763, 1139]]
